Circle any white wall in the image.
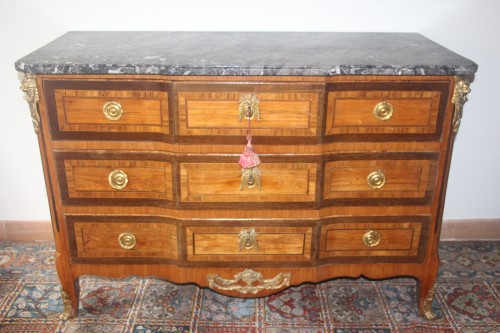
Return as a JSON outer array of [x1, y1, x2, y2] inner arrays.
[[1, 0, 499, 220]]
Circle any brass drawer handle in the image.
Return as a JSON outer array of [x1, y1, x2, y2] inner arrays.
[[103, 101, 124, 121], [108, 170, 128, 190], [363, 230, 381, 247], [241, 166, 262, 190], [367, 170, 386, 189], [373, 101, 393, 121], [239, 93, 260, 121], [118, 232, 136, 250], [239, 228, 259, 250], [207, 269, 291, 295]]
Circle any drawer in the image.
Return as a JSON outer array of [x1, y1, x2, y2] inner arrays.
[[320, 220, 425, 258], [326, 90, 442, 136], [323, 158, 437, 200], [186, 226, 312, 262], [59, 157, 173, 201], [180, 162, 317, 203], [43, 79, 169, 139], [175, 83, 320, 138], [55, 90, 168, 133], [72, 221, 178, 259]]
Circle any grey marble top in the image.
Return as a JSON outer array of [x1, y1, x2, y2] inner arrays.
[[15, 31, 477, 76]]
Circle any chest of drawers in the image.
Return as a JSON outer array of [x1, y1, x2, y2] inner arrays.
[[15, 32, 476, 319]]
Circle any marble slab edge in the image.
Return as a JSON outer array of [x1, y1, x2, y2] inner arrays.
[[14, 62, 478, 76]]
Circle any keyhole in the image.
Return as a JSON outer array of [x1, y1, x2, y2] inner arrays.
[[245, 238, 253, 249], [247, 174, 255, 188]]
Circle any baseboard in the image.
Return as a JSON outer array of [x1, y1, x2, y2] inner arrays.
[[0, 220, 54, 242], [440, 218, 500, 241], [1, 219, 499, 242]]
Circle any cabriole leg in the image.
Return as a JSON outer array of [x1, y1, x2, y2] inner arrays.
[[417, 260, 439, 319], [55, 251, 79, 319], [420, 284, 437, 320]]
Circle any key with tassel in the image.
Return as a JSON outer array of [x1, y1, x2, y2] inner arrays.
[[239, 94, 261, 190]]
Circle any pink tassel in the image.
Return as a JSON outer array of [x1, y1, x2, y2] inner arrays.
[[239, 136, 261, 169]]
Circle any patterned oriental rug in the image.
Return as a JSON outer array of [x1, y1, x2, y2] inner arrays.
[[0, 241, 498, 333]]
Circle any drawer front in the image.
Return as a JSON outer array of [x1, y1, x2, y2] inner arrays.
[[72, 221, 178, 259], [60, 157, 173, 201], [175, 83, 320, 138], [324, 158, 437, 200], [43, 79, 170, 139], [186, 226, 312, 262], [320, 220, 425, 258], [180, 162, 317, 203], [326, 88, 445, 137], [56, 90, 168, 132]]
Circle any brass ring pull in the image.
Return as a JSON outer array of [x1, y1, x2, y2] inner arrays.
[[239, 94, 260, 121], [363, 230, 381, 247], [103, 101, 124, 121], [373, 101, 393, 121], [239, 228, 259, 250], [118, 232, 136, 250], [367, 170, 386, 189], [108, 170, 128, 190]]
